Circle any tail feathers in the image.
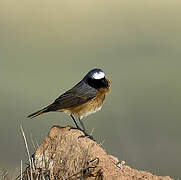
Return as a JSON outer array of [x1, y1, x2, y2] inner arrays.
[[27, 105, 51, 119]]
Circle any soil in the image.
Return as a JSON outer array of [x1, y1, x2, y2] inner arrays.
[[28, 125, 173, 180]]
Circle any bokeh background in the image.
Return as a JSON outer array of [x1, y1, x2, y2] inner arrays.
[[1, 0, 181, 178]]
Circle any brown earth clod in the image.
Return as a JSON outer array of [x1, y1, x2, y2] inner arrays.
[[22, 126, 173, 180]]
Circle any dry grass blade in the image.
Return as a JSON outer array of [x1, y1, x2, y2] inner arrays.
[[34, 138, 39, 148], [20, 160, 23, 180], [0, 169, 9, 180], [19, 125, 33, 180], [30, 133, 36, 150], [98, 139, 105, 147]]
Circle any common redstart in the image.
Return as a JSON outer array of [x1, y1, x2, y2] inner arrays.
[[28, 68, 111, 138]]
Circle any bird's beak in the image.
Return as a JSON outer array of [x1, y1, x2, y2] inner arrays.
[[105, 78, 111, 88]]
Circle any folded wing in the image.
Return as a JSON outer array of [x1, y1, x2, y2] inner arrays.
[[47, 81, 97, 111]]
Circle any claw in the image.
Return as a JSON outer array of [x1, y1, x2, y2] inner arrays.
[[78, 134, 95, 141], [69, 126, 82, 131]]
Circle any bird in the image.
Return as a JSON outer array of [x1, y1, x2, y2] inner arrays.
[[27, 68, 111, 138]]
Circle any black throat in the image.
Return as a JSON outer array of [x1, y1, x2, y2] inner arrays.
[[86, 77, 108, 89]]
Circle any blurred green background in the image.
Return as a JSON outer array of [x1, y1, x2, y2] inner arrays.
[[0, 0, 181, 178]]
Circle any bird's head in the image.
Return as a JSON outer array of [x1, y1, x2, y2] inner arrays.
[[83, 68, 111, 90]]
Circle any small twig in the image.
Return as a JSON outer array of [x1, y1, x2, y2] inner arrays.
[[67, 157, 99, 179]]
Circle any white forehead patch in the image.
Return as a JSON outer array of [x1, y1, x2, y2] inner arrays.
[[92, 71, 105, 79]]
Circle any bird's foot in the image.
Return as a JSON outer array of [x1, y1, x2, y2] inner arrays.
[[69, 127, 95, 141], [69, 126, 82, 131], [78, 133, 95, 141]]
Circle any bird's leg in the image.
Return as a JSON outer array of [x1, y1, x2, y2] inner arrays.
[[70, 114, 81, 130], [79, 118, 88, 135], [79, 118, 94, 140]]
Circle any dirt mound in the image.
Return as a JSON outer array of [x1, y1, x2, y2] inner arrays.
[[24, 126, 173, 180]]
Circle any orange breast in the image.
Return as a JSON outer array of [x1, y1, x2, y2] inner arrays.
[[63, 89, 108, 119], [63, 78, 111, 119]]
